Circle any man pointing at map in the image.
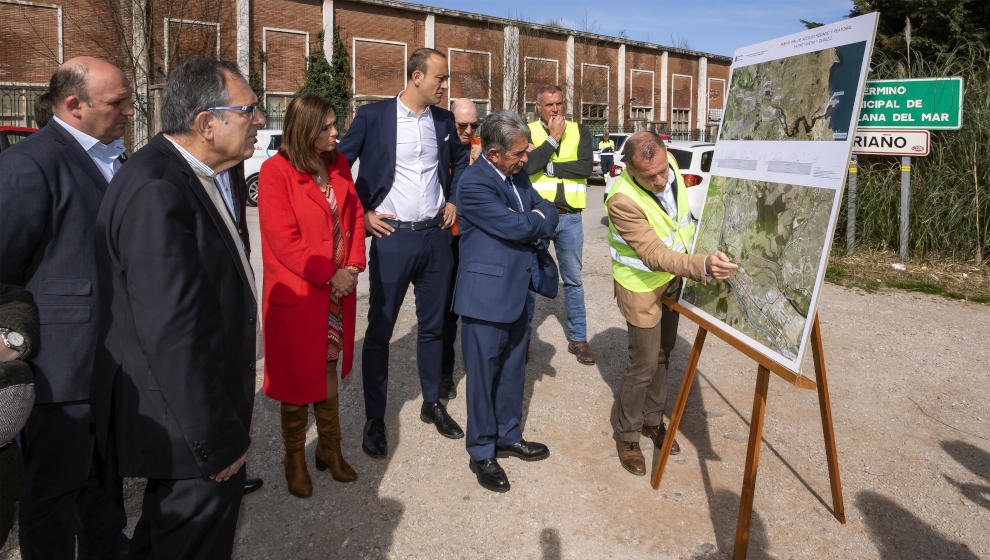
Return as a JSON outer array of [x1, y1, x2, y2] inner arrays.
[[605, 132, 736, 476]]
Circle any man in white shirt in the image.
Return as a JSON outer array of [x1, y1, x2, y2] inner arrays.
[[0, 56, 132, 559], [339, 48, 469, 460]]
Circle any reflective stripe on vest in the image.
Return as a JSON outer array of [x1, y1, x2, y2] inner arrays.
[[604, 153, 697, 293], [528, 120, 587, 208]]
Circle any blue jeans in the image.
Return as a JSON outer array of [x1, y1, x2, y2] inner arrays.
[[525, 211, 587, 341]]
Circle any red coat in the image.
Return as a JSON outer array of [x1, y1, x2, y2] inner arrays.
[[258, 152, 366, 405]]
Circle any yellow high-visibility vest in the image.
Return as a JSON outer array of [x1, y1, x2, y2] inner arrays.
[[528, 120, 587, 209], [605, 153, 696, 292]]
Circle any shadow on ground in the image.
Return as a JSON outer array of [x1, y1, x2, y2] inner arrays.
[[856, 491, 979, 559]]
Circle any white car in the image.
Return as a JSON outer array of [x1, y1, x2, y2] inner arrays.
[[244, 129, 282, 206], [605, 140, 715, 219]]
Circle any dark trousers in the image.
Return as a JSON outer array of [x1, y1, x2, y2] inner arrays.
[[130, 469, 245, 560], [18, 401, 126, 560], [611, 279, 681, 441], [461, 311, 528, 461], [441, 235, 460, 387], [362, 226, 453, 419], [601, 154, 614, 175]]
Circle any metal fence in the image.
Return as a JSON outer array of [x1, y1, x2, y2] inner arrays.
[[0, 88, 46, 128]]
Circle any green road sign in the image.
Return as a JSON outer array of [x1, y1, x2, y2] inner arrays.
[[857, 77, 964, 130]]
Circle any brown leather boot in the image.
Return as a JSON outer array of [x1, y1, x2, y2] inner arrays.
[[567, 339, 596, 365], [280, 403, 312, 497], [617, 440, 646, 476], [313, 396, 357, 482]]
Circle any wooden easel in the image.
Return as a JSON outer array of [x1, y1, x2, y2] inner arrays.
[[651, 296, 845, 560]]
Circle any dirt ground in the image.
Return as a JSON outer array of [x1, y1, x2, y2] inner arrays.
[[3, 185, 988, 559]]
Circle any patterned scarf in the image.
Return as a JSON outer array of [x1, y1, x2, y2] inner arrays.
[[324, 180, 346, 361]]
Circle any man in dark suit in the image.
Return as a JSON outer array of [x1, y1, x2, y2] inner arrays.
[[339, 47, 469, 459], [0, 56, 132, 559], [95, 57, 263, 559], [454, 110, 558, 492]]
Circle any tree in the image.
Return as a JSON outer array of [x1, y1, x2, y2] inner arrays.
[[298, 28, 351, 124], [847, 0, 989, 61]]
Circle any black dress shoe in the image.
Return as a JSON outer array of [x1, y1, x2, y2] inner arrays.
[[439, 378, 457, 399], [362, 418, 387, 459], [243, 477, 264, 495], [420, 401, 464, 439], [496, 439, 550, 461], [469, 458, 510, 493]]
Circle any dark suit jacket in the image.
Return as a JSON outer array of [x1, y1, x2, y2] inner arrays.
[[0, 120, 112, 403], [95, 134, 256, 479], [453, 158, 558, 323], [337, 97, 468, 211]]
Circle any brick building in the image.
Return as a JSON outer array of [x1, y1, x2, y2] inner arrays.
[[0, 0, 730, 143]]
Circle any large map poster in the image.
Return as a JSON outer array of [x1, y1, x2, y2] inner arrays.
[[679, 13, 878, 373]]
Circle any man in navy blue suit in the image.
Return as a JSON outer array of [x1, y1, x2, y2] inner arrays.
[[0, 56, 130, 559], [453, 110, 558, 492], [338, 48, 469, 459]]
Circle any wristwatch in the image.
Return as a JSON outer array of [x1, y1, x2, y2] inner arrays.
[[0, 327, 27, 359]]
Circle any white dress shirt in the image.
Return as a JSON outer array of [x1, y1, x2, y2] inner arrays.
[[163, 136, 238, 225], [375, 95, 445, 221], [653, 171, 678, 219], [52, 115, 125, 182]]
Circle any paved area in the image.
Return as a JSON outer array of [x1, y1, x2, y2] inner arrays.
[[3, 184, 988, 559]]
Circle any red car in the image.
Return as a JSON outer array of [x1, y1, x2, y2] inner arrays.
[[0, 126, 37, 151]]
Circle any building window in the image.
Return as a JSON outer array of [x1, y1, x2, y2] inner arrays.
[[581, 103, 607, 122], [630, 106, 653, 121], [671, 108, 691, 132], [708, 108, 724, 123], [0, 87, 46, 127]]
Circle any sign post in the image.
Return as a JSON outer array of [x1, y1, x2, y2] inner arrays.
[[847, 155, 857, 255], [856, 77, 963, 260]]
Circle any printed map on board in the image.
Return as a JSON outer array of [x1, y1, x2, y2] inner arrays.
[[682, 176, 835, 360], [719, 42, 867, 142]]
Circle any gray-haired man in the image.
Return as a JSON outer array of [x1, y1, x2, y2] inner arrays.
[[95, 57, 264, 559], [454, 110, 558, 492]]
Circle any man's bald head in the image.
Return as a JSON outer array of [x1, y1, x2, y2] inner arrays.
[[452, 98, 479, 145], [622, 131, 671, 192], [49, 56, 133, 143]]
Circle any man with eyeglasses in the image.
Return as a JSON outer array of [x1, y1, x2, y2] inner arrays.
[[438, 99, 481, 401], [94, 57, 264, 558], [0, 55, 132, 559]]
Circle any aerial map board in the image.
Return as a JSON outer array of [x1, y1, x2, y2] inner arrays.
[[679, 13, 878, 373]]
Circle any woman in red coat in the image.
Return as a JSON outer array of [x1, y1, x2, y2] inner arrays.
[[258, 94, 365, 497]]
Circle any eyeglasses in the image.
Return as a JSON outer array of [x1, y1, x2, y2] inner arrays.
[[456, 122, 479, 131], [206, 105, 263, 115]]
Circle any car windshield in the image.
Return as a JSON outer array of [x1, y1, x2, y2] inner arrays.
[[268, 135, 282, 151], [668, 148, 692, 170]]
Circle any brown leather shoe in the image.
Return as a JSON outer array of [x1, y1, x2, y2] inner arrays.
[[617, 440, 646, 476], [642, 423, 680, 455], [280, 403, 313, 497], [567, 340, 596, 365], [314, 395, 357, 482]]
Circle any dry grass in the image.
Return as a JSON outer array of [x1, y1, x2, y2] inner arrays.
[[827, 248, 990, 303]]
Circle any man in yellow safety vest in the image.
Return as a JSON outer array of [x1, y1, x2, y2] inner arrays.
[[523, 84, 596, 365], [605, 132, 736, 476]]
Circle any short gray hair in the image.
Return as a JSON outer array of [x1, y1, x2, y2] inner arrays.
[[479, 110, 530, 154], [49, 64, 90, 106], [161, 57, 242, 134]]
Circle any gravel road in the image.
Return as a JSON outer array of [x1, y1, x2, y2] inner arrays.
[[4, 184, 987, 559]]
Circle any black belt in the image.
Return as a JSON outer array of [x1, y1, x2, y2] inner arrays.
[[383, 216, 443, 231]]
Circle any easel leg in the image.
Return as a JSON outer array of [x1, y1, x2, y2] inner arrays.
[[651, 327, 707, 489], [811, 314, 846, 523], [733, 365, 770, 560]]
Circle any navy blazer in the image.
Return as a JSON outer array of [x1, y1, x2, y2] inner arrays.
[[0, 120, 112, 403], [453, 158, 558, 324], [94, 134, 256, 479], [338, 97, 468, 211]]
